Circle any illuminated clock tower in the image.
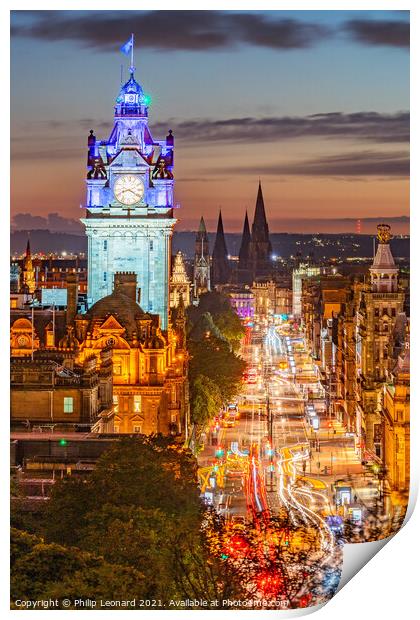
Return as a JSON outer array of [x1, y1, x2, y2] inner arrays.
[[81, 66, 176, 329]]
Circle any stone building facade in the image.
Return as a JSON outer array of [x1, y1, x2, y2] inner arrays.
[[74, 272, 188, 435], [11, 348, 114, 432]]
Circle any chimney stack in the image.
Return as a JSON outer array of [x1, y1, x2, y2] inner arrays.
[[114, 272, 137, 302], [66, 273, 78, 325]]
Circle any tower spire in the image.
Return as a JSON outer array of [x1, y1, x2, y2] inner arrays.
[[25, 236, 31, 259], [239, 211, 251, 268], [237, 210, 253, 284], [249, 181, 272, 277], [198, 216, 206, 235], [211, 210, 230, 285], [194, 216, 211, 298], [253, 180, 269, 233]]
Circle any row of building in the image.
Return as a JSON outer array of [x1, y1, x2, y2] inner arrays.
[[300, 224, 409, 513]]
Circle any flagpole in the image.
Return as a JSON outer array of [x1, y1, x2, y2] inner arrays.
[[131, 33, 134, 73]]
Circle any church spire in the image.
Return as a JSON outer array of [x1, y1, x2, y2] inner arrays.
[[238, 211, 251, 270], [23, 236, 35, 294], [196, 216, 208, 248], [252, 180, 269, 240], [198, 216, 207, 235], [249, 181, 272, 277], [194, 216, 211, 299], [211, 210, 230, 285], [215, 210, 228, 254]]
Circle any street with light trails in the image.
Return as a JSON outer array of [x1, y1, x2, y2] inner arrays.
[[198, 317, 389, 606]]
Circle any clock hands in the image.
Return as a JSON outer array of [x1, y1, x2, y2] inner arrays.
[[114, 175, 144, 205], [121, 188, 141, 205]]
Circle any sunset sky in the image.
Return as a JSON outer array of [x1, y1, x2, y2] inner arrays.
[[10, 10, 409, 233]]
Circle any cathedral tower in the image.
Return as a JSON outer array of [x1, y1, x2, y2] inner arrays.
[[81, 60, 176, 330], [211, 211, 231, 286], [193, 216, 211, 298], [249, 181, 272, 277]]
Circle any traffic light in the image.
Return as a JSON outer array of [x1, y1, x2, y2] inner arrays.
[[58, 439, 68, 447]]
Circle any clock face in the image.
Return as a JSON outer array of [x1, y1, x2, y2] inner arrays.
[[114, 175, 144, 206], [17, 335, 28, 347]]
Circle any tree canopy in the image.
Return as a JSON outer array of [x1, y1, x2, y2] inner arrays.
[[188, 336, 245, 405], [190, 374, 223, 429], [186, 292, 246, 433], [12, 438, 246, 607], [187, 291, 245, 350], [11, 528, 148, 607]]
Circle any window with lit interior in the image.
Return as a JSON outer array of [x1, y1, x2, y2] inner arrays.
[[63, 397, 74, 413]]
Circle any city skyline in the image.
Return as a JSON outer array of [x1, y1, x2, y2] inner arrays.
[[11, 10, 409, 232], [10, 11, 411, 610]]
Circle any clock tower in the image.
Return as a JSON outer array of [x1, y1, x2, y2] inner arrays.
[[81, 66, 176, 330]]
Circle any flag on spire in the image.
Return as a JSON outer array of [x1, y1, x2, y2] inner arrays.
[[120, 34, 134, 56]]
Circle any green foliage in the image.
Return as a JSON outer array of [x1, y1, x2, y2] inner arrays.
[[10, 528, 147, 606], [213, 309, 244, 351], [38, 477, 95, 547], [186, 292, 245, 422], [190, 375, 223, 427], [187, 291, 245, 349], [80, 504, 178, 600], [188, 337, 246, 403], [14, 438, 246, 606], [188, 311, 225, 342], [188, 291, 231, 319], [43, 437, 201, 548]]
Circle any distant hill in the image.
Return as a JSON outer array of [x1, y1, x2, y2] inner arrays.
[[11, 229, 410, 261], [11, 230, 87, 256]]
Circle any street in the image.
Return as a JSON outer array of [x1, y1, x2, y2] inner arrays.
[[198, 318, 383, 605]]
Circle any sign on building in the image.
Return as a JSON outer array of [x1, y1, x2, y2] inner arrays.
[[41, 288, 68, 306]]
